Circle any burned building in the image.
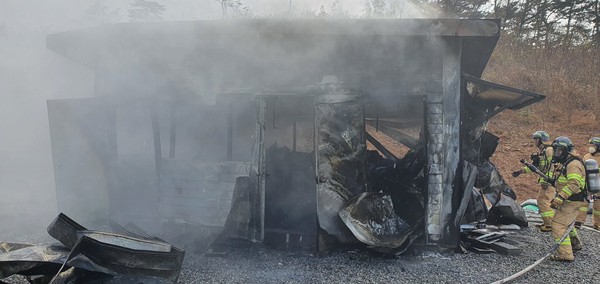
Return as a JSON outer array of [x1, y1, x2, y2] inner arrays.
[[45, 19, 543, 253]]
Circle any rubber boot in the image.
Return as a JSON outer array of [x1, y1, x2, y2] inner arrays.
[[550, 254, 574, 261], [571, 236, 582, 251], [537, 224, 552, 232]]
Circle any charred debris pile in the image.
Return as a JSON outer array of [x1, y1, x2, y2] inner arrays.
[[213, 75, 542, 256], [42, 19, 545, 258], [0, 213, 184, 283]]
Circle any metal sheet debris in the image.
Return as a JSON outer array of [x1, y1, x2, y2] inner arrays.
[[339, 192, 415, 248], [315, 91, 367, 246], [460, 228, 522, 255], [0, 213, 184, 283]]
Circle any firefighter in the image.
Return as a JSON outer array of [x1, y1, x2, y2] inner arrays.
[[512, 130, 555, 232], [549, 136, 586, 261], [573, 138, 600, 229]]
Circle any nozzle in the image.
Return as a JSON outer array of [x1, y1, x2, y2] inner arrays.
[[520, 159, 526, 164]]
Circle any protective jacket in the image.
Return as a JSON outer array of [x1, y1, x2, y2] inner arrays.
[[554, 155, 586, 201]]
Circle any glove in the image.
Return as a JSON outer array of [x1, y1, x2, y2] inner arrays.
[[531, 154, 541, 167], [551, 190, 570, 209], [512, 170, 522, 177], [550, 196, 564, 209]]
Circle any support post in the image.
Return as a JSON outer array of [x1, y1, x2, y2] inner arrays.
[[425, 94, 443, 244], [440, 38, 462, 248], [257, 98, 266, 242], [293, 119, 297, 151], [169, 106, 176, 159], [227, 104, 233, 160], [151, 109, 162, 177], [425, 38, 462, 246]]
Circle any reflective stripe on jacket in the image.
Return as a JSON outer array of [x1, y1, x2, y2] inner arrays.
[[555, 156, 586, 199]]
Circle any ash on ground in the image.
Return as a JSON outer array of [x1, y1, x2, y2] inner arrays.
[[4, 222, 600, 283], [178, 223, 600, 283]]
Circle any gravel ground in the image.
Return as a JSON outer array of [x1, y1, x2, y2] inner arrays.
[[178, 218, 600, 283], [3, 219, 600, 283]]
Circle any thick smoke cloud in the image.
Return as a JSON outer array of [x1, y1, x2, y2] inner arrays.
[[0, 35, 94, 236], [0, 0, 437, 239]]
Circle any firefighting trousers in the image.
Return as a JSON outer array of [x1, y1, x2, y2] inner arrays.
[[594, 201, 600, 227], [552, 200, 584, 260], [576, 201, 600, 227], [576, 201, 588, 225], [538, 183, 556, 227]]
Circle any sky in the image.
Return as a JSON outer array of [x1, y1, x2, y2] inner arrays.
[[0, 0, 430, 34], [0, 0, 364, 31]]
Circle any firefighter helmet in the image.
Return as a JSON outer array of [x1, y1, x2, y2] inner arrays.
[[532, 130, 550, 142], [589, 137, 600, 153], [552, 136, 574, 163]]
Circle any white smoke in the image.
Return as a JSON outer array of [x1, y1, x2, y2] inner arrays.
[[0, 0, 443, 237]]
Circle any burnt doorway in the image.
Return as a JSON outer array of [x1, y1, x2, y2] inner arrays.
[[363, 95, 428, 246], [263, 95, 317, 249]]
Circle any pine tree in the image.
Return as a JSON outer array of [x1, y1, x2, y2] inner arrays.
[[85, 0, 121, 25], [431, 0, 488, 18], [215, 0, 242, 18], [128, 0, 166, 22]]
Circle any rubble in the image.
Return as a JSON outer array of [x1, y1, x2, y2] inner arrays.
[[0, 213, 184, 283], [460, 226, 522, 255], [4, 223, 600, 283], [339, 192, 418, 249]]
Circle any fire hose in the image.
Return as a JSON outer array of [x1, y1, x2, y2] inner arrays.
[[491, 160, 600, 282], [581, 225, 600, 233], [519, 159, 553, 184], [492, 160, 587, 282], [490, 221, 576, 284]]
